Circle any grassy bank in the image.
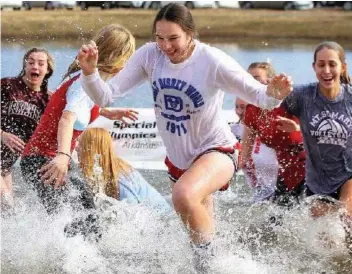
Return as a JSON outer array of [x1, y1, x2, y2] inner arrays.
[[1, 8, 352, 43]]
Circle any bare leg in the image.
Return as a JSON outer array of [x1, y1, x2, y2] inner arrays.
[[1, 171, 14, 209], [339, 178, 352, 216], [339, 179, 352, 252], [172, 152, 234, 244]]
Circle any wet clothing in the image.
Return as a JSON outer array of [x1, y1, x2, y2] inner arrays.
[[20, 156, 171, 214], [1, 77, 49, 172], [22, 74, 99, 158], [231, 123, 278, 202], [118, 169, 171, 212], [80, 40, 282, 172], [243, 104, 306, 192], [20, 155, 62, 214], [282, 83, 352, 195], [20, 74, 99, 213]]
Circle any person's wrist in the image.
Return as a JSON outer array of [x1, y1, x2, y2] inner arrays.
[[57, 151, 72, 161], [82, 68, 97, 76]]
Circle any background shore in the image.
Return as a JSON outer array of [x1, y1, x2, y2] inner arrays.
[[2, 8, 352, 43]]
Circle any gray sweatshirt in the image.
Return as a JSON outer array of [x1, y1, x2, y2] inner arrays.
[[282, 83, 352, 195]]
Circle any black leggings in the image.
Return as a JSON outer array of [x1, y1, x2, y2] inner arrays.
[[20, 156, 95, 214], [272, 176, 306, 208]]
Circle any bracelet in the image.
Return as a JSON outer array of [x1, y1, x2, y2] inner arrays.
[[57, 151, 72, 160]]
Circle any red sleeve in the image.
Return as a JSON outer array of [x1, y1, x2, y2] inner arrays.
[[89, 105, 100, 123], [277, 106, 303, 144], [243, 104, 259, 130], [244, 157, 257, 187]]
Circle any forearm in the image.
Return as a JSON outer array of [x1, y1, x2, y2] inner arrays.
[[240, 126, 256, 165], [57, 111, 76, 155], [80, 70, 113, 107]]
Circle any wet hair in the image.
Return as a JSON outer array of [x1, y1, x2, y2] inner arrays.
[[313, 41, 351, 85], [247, 62, 275, 78], [62, 24, 135, 80], [18, 47, 54, 92], [152, 3, 198, 39], [78, 127, 132, 199]]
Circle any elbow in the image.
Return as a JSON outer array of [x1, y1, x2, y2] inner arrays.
[[59, 112, 76, 128]]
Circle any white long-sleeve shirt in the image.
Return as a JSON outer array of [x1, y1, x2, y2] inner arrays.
[[81, 41, 281, 169]]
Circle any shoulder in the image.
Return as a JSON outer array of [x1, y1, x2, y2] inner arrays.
[[244, 104, 260, 127], [1, 77, 26, 98], [197, 42, 229, 63], [343, 83, 352, 100], [136, 42, 160, 58], [1, 77, 21, 87], [292, 82, 318, 97], [246, 104, 261, 117]]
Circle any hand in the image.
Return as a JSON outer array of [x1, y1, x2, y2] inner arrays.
[[39, 154, 70, 188], [100, 108, 139, 124], [77, 40, 98, 76], [1, 131, 26, 154], [276, 116, 300, 132], [267, 73, 293, 100]]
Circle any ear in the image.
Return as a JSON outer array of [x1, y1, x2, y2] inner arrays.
[[312, 62, 318, 73], [342, 62, 347, 74]]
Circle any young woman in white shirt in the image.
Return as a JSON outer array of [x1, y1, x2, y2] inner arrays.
[[76, 3, 293, 252]]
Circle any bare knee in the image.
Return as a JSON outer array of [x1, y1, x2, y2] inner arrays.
[[172, 183, 198, 213]]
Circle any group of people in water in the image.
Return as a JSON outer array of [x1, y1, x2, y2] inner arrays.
[[1, 2, 351, 270]]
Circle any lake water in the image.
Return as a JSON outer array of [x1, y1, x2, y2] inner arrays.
[[1, 40, 352, 274], [2, 39, 351, 109]]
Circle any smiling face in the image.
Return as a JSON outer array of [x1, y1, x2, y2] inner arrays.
[[22, 52, 49, 91], [155, 19, 193, 64], [313, 47, 346, 94]]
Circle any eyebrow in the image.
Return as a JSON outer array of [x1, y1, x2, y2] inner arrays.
[[155, 34, 180, 38], [27, 57, 46, 62]]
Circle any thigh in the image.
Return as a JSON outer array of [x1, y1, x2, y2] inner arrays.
[[339, 178, 352, 215], [1, 146, 19, 175], [21, 156, 66, 214], [174, 151, 235, 201]]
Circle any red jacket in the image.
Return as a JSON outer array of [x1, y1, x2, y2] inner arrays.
[[243, 104, 306, 190], [22, 74, 100, 158]]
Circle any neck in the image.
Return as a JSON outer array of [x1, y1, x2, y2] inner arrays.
[[319, 84, 341, 100], [21, 76, 41, 91]]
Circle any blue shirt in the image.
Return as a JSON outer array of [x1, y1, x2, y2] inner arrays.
[[118, 168, 172, 213], [282, 83, 352, 194]]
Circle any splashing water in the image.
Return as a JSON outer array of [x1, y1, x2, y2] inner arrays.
[[1, 167, 351, 274]]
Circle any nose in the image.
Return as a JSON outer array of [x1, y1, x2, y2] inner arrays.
[[162, 40, 172, 51], [323, 64, 331, 74], [31, 62, 39, 69]]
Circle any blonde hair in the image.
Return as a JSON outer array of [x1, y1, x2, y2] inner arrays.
[[18, 47, 54, 92], [78, 128, 132, 199], [247, 62, 275, 78], [62, 24, 135, 80], [313, 41, 351, 85]]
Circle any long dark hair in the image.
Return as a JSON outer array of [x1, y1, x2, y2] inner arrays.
[[152, 3, 198, 39]]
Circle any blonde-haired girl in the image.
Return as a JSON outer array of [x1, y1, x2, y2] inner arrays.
[[77, 127, 170, 211], [20, 24, 138, 214]]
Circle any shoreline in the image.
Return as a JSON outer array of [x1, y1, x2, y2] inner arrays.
[[2, 8, 352, 45]]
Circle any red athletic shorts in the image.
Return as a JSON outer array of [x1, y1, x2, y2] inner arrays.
[[164, 146, 238, 191]]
